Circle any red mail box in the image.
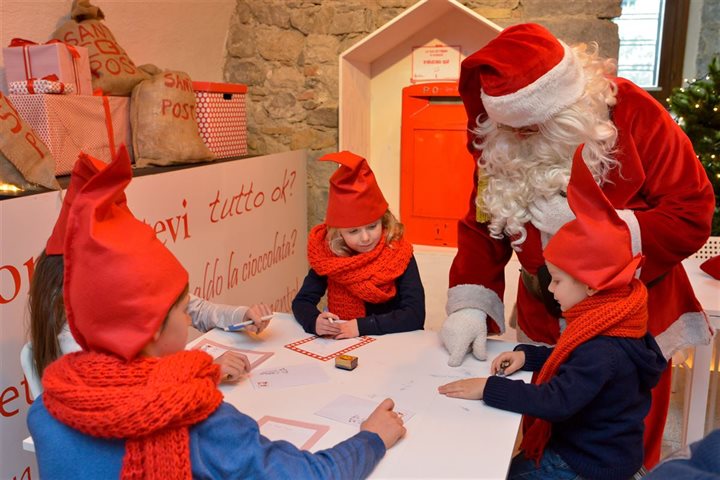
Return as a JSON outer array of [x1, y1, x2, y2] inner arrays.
[[400, 82, 475, 247]]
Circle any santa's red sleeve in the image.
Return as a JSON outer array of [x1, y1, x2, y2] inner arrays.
[[609, 79, 715, 283], [447, 143, 513, 335]]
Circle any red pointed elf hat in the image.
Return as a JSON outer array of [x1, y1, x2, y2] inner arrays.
[[320, 151, 388, 228], [45, 152, 122, 255], [63, 146, 188, 360], [544, 145, 643, 291], [459, 23, 586, 129]]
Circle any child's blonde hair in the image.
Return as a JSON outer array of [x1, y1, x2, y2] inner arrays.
[[326, 210, 404, 257]]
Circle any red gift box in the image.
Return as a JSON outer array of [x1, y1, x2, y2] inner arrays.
[[193, 81, 248, 158], [4, 39, 93, 95], [9, 94, 131, 175]]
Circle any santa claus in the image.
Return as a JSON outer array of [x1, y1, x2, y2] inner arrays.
[[440, 23, 715, 467]]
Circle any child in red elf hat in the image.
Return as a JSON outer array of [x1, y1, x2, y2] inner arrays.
[[438, 146, 667, 480], [292, 151, 425, 339], [26, 148, 270, 396], [27, 147, 406, 479]]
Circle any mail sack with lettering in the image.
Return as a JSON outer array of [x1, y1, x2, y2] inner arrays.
[[51, 0, 148, 96], [0, 92, 60, 194], [131, 66, 214, 167]]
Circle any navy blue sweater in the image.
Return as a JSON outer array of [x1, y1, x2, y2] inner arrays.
[[292, 255, 425, 336], [484, 334, 666, 480]]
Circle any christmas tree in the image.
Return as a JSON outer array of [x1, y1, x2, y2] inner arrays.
[[667, 56, 720, 236]]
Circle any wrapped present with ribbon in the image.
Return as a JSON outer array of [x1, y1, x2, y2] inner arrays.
[[9, 92, 131, 175], [8, 74, 76, 95], [4, 38, 92, 95]]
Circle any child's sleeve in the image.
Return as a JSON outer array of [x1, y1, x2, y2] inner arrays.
[[188, 294, 248, 332], [356, 256, 425, 335], [192, 403, 386, 479], [515, 344, 553, 372], [291, 269, 328, 334], [483, 341, 616, 421]]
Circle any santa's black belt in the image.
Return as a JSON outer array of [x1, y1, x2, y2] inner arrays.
[[520, 266, 562, 318]]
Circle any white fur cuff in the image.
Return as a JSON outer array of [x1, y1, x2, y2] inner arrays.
[[446, 284, 505, 334]]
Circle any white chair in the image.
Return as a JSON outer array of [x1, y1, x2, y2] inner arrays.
[[20, 342, 43, 400], [680, 237, 720, 444]]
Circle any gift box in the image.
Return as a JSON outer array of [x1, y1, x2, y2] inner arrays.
[[9, 94, 131, 175], [193, 81, 248, 158], [8, 75, 75, 95], [4, 39, 93, 95]]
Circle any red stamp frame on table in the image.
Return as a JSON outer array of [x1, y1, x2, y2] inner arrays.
[[284, 336, 375, 361]]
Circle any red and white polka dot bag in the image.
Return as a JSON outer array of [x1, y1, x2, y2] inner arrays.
[[192, 82, 248, 158]]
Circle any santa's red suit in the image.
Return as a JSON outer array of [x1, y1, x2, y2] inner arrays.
[[446, 24, 715, 468]]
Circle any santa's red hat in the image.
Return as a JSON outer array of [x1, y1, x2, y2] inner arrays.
[[45, 152, 123, 255], [459, 23, 586, 128], [63, 147, 188, 360], [700, 255, 720, 280], [320, 151, 388, 228], [544, 145, 643, 291]]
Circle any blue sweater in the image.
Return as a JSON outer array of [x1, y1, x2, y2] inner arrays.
[[292, 255, 425, 336], [28, 397, 385, 479], [484, 334, 666, 480], [646, 428, 720, 479]]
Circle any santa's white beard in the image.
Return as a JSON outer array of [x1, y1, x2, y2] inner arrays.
[[476, 114, 616, 246]]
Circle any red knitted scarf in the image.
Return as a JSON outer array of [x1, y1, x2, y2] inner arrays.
[[520, 279, 648, 463], [42, 350, 223, 480], [307, 223, 413, 320]]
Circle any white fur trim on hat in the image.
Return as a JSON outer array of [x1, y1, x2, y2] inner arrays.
[[481, 42, 586, 128]]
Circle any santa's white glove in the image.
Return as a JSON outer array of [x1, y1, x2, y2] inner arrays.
[[440, 308, 488, 366], [528, 194, 575, 236]]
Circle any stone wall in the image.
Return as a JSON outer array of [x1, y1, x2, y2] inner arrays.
[[224, 0, 622, 228], [696, 0, 720, 76]]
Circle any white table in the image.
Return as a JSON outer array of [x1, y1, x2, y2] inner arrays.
[[192, 314, 530, 479], [681, 257, 720, 444], [23, 315, 530, 478]]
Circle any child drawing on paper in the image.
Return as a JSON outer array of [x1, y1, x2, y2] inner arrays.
[[292, 151, 425, 339], [27, 149, 272, 392], [438, 147, 667, 480]]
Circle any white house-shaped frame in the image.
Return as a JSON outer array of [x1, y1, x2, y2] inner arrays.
[[339, 0, 501, 216]]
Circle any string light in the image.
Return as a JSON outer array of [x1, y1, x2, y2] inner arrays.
[[0, 183, 22, 193]]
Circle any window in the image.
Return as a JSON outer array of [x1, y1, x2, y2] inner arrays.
[[614, 0, 690, 103]]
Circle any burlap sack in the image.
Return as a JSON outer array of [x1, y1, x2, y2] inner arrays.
[[131, 66, 214, 167], [52, 0, 148, 96], [0, 92, 60, 192]]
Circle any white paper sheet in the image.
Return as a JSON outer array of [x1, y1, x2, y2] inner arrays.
[[257, 416, 329, 450], [315, 394, 415, 426], [191, 339, 273, 370], [250, 364, 330, 390]]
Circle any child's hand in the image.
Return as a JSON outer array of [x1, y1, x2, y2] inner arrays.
[[316, 310, 341, 336], [216, 351, 251, 384], [243, 303, 273, 334], [360, 398, 406, 449], [334, 319, 359, 339], [438, 378, 487, 400], [491, 350, 525, 376]]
